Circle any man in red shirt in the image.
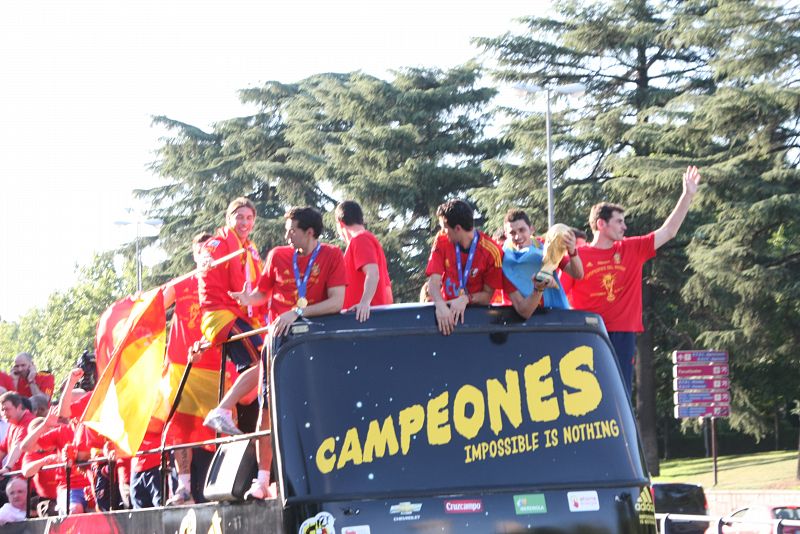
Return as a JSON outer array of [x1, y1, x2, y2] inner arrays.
[[0, 392, 35, 474], [569, 165, 701, 395], [426, 199, 503, 335], [199, 197, 265, 437], [21, 370, 92, 515], [335, 200, 393, 321], [231, 206, 346, 499], [10, 353, 55, 399], [163, 232, 233, 505]]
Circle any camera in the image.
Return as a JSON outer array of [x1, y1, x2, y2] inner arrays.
[[76, 350, 98, 391]]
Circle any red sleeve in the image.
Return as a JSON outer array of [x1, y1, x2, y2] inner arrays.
[[198, 234, 232, 303], [633, 232, 657, 261], [36, 373, 55, 398], [0, 372, 13, 391], [481, 238, 504, 291], [325, 246, 347, 288], [425, 234, 447, 277], [350, 235, 378, 272], [37, 427, 63, 451], [0, 432, 8, 454], [256, 248, 276, 294]]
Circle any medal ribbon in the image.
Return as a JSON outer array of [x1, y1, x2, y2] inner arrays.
[[293, 242, 322, 303], [455, 231, 479, 295]]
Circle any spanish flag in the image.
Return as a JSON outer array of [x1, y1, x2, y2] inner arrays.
[[95, 294, 137, 375], [82, 288, 167, 457]]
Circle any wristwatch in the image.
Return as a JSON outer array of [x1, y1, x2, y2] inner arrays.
[[293, 307, 304, 317]]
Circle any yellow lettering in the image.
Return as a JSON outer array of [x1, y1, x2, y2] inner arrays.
[[453, 385, 485, 439], [524, 356, 559, 422], [486, 369, 522, 435], [336, 427, 363, 470], [426, 391, 451, 445], [315, 437, 336, 474], [560, 346, 602, 416], [398, 404, 425, 454], [362, 416, 400, 463]]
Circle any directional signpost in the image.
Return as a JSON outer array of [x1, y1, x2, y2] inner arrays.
[[672, 350, 731, 485]]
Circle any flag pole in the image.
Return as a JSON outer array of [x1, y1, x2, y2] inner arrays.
[[164, 248, 246, 288]]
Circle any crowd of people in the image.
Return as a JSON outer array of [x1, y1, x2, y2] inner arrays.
[[0, 165, 700, 522]]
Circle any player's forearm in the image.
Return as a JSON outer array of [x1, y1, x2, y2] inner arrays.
[[428, 275, 446, 304], [564, 255, 584, 279], [510, 289, 542, 320], [359, 265, 379, 306], [305, 287, 345, 317], [468, 289, 493, 306]]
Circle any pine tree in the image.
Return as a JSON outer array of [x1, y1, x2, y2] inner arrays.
[[472, 0, 787, 474]]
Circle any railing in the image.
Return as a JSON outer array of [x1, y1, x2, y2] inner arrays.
[[657, 512, 800, 533], [1, 429, 269, 518]]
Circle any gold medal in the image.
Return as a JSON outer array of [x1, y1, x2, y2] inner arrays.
[[458, 288, 466, 297], [297, 297, 308, 309]]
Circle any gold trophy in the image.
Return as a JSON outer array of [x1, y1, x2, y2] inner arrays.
[[535, 223, 572, 283]]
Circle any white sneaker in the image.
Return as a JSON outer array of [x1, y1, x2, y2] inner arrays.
[[243, 480, 277, 500], [203, 408, 242, 435], [165, 487, 194, 506]]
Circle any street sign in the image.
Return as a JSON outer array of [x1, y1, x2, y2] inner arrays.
[[673, 363, 729, 378], [674, 404, 731, 418], [674, 390, 731, 405], [672, 350, 728, 364], [673, 378, 730, 390]]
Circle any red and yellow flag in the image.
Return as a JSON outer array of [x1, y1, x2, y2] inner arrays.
[[95, 295, 137, 376], [82, 288, 167, 456]]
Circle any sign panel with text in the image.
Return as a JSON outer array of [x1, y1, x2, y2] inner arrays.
[[673, 363, 729, 378], [672, 350, 728, 364], [673, 378, 730, 391], [674, 390, 731, 405], [674, 404, 730, 418]]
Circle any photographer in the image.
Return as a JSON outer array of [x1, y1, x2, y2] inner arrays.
[[11, 353, 55, 400]]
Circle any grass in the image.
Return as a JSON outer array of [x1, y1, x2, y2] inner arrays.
[[652, 450, 800, 490]]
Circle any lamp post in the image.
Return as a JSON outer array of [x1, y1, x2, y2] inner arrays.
[[114, 214, 162, 292], [514, 82, 585, 228]]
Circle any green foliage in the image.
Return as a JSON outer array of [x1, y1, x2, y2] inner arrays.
[[140, 64, 504, 301], [475, 0, 800, 460], [0, 253, 128, 386]]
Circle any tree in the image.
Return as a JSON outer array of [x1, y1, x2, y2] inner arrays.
[[141, 64, 505, 301], [473, 0, 800, 473], [678, 0, 800, 473], [284, 64, 505, 300], [0, 252, 129, 388]]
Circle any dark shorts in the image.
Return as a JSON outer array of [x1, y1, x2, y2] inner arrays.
[[130, 466, 163, 509], [226, 317, 264, 373], [608, 331, 637, 398]]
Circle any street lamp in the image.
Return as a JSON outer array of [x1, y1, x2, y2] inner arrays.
[[114, 213, 162, 292], [514, 82, 586, 228]]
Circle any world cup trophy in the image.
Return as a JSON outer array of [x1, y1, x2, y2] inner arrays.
[[535, 223, 572, 283]]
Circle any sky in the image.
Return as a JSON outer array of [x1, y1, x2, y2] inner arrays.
[[0, 0, 545, 321]]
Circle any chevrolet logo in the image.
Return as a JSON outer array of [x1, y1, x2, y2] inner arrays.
[[390, 502, 422, 515]]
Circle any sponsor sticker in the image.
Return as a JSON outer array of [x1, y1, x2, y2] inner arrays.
[[299, 511, 336, 534], [567, 491, 600, 512], [514, 493, 547, 515], [445, 499, 483, 514], [635, 487, 656, 526], [206, 239, 221, 250], [341, 527, 370, 534], [389, 502, 422, 522]]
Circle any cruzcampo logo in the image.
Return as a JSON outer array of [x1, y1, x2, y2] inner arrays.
[[514, 493, 547, 515]]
